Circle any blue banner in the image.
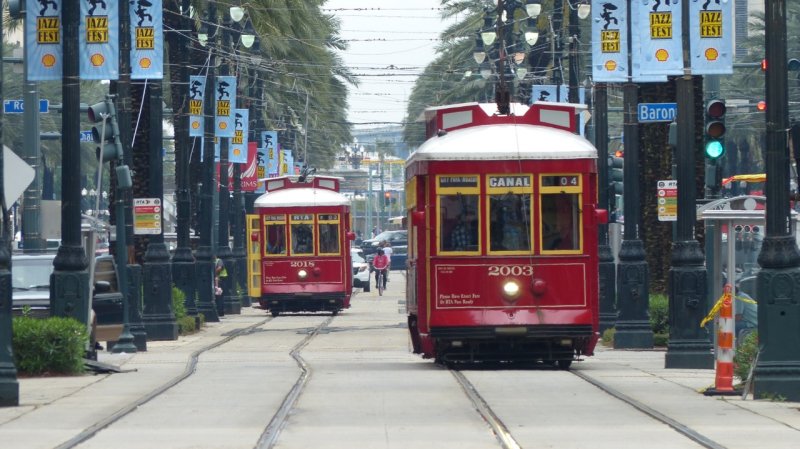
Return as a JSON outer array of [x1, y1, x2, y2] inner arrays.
[[230, 109, 248, 163], [189, 75, 205, 137], [214, 76, 236, 137], [130, 0, 163, 79], [531, 85, 585, 104], [590, 0, 627, 82], [631, 1, 669, 82], [26, 0, 62, 81], [280, 150, 294, 176], [79, 0, 118, 79], [689, 0, 733, 75], [264, 132, 279, 178], [636, 0, 683, 76]]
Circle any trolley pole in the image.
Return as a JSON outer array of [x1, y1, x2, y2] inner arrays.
[[665, 0, 713, 369], [754, 0, 800, 401]]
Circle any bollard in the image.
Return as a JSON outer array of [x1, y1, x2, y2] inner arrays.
[[704, 285, 738, 396]]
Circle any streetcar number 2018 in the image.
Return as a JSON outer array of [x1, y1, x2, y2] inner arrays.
[[488, 266, 533, 276], [290, 261, 315, 267]]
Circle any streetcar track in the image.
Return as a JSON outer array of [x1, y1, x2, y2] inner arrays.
[[256, 315, 335, 449], [571, 369, 727, 449], [54, 317, 273, 449], [450, 369, 522, 449]]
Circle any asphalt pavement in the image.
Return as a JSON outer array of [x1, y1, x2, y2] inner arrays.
[[1, 279, 798, 448]]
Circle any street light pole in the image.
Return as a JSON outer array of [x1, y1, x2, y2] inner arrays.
[[664, 0, 713, 369], [614, 0, 652, 349], [0, 10, 20, 406], [52, 0, 91, 333], [594, 82, 616, 333], [171, 0, 199, 320], [754, 0, 800, 401], [196, 4, 220, 322]]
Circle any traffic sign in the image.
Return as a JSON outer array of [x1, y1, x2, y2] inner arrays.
[[656, 180, 677, 222], [3, 99, 49, 114], [133, 198, 162, 235], [3, 146, 35, 210], [638, 103, 677, 123]]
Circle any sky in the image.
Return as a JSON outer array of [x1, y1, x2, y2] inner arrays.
[[324, 1, 461, 128]]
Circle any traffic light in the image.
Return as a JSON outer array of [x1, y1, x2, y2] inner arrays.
[[704, 99, 726, 160], [88, 95, 132, 190], [756, 100, 766, 112], [384, 191, 391, 207], [608, 153, 624, 222]]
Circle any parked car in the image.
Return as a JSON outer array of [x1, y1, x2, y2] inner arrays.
[[360, 230, 407, 256], [11, 253, 124, 349], [351, 249, 371, 292]]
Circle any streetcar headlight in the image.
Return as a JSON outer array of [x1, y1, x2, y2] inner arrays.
[[298, 269, 308, 279], [502, 281, 521, 299]]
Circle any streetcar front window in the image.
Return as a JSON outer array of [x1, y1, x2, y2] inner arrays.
[[290, 214, 315, 255], [489, 193, 532, 252], [439, 194, 479, 253], [266, 224, 287, 255], [541, 193, 580, 251], [318, 214, 340, 255]]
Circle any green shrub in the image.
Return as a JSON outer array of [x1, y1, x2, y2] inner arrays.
[[734, 330, 759, 381], [12, 316, 88, 375], [172, 286, 187, 320], [649, 293, 669, 335], [601, 328, 615, 346], [177, 316, 196, 334], [653, 333, 669, 347]]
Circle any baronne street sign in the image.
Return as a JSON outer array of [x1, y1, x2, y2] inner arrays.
[[638, 102, 677, 123], [3, 99, 49, 114]]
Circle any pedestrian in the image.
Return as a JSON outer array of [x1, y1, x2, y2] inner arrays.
[[215, 256, 227, 316]]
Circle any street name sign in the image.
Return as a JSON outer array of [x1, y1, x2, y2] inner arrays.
[[638, 103, 677, 123], [3, 99, 49, 114], [80, 130, 94, 142]]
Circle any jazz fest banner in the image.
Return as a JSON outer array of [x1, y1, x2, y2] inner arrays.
[[280, 150, 293, 176], [230, 109, 248, 163], [79, 0, 118, 79], [636, 0, 683, 76], [26, 0, 62, 81], [531, 85, 585, 104], [262, 131, 279, 181], [130, 0, 163, 79], [188, 75, 205, 137], [242, 142, 258, 192], [689, 0, 734, 74], [214, 76, 236, 137], [590, 0, 627, 82], [630, 1, 669, 82]]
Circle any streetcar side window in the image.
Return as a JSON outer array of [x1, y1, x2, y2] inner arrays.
[[439, 194, 479, 253], [290, 214, 315, 255], [540, 175, 582, 254], [318, 214, 340, 255], [264, 214, 287, 256]]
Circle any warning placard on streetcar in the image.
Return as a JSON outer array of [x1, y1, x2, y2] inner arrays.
[[134, 198, 162, 235]]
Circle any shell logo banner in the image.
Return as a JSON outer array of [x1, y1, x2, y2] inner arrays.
[[130, 0, 163, 79], [188, 75, 206, 137], [79, 0, 119, 80], [214, 76, 237, 137], [636, 0, 683, 76], [230, 109, 249, 163], [26, 0, 62, 81], [689, 0, 733, 74], [590, 0, 627, 82]]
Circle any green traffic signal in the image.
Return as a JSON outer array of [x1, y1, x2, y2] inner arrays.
[[704, 139, 725, 159]]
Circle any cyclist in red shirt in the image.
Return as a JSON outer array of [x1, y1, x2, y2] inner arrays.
[[372, 248, 390, 290]]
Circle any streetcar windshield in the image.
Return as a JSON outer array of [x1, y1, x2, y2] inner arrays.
[[541, 193, 580, 251], [290, 214, 315, 255], [439, 194, 479, 253], [318, 213, 340, 255], [489, 193, 532, 252], [264, 215, 287, 256]]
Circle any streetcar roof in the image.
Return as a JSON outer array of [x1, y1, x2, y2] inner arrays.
[[254, 188, 350, 208], [407, 123, 596, 164]]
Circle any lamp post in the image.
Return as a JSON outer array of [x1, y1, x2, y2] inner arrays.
[[217, 11, 240, 316], [754, 0, 800, 401], [0, 10, 20, 406], [229, 7, 256, 309], [171, 0, 199, 321], [594, 82, 616, 333], [196, 4, 220, 322], [475, 1, 540, 113], [664, 0, 713, 369], [614, 0, 652, 349]]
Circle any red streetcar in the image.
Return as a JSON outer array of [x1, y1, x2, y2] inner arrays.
[[253, 174, 354, 316], [405, 102, 606, 367]]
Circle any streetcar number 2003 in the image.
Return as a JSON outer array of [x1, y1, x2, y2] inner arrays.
[[488, 266, 533, 276], [290, 261, 315, 267]]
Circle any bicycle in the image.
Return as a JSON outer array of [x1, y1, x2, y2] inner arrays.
[[375, 269, 385, 296]]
